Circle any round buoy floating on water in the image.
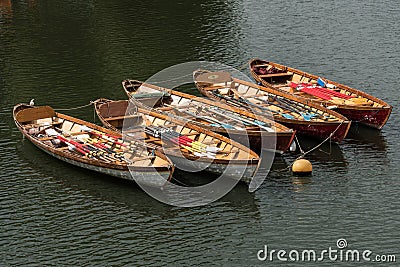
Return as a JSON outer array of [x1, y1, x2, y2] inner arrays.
[[292, 159, 312, 176]]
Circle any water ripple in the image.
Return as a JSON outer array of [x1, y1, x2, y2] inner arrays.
[[1, 0, 399, 266]]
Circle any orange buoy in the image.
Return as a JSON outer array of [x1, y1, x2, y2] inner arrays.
[[292, 159, 312, 176]]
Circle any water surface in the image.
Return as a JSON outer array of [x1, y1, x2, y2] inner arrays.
[[1, 0, 399, 266]]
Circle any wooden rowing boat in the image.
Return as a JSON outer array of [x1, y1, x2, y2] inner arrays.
[[193, 70, 352, 142], [13, 103, 174, 187], [249, 58, 392, 129], [94, 98, 262, 184], [121, 79, 296, 154]]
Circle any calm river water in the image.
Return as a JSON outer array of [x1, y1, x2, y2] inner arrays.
[[1, 0, 399, 266]]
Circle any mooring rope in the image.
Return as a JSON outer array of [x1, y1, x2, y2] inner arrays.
[[294, 135, 305, 154], [298, 120, 344, 159], [273, 120, 344, 173], [54, 101, 95, 111], [236, 61, 249, 71]]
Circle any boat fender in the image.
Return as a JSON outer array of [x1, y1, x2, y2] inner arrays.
[[289, 141, 297, 152]]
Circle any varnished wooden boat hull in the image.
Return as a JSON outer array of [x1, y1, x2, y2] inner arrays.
[[217, 103, 350, 142], [335, 107, 391, 129], [167, 154, 258, 184], [249, 58, 392, 129], [170, 123, 294, 154], [227, 130, 294, 154], [13, 104, 174, 188], [37, 143, 172, 187], [121, 80, 296, 154], [194, 71, 351, 142], [279, 120, 350, 142], [94, 99, 262, 184]]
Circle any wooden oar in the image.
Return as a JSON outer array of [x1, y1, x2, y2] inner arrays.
[[80, 126, 126, 147], [276, 96, 336, 120], [202, 106, 275, 132], [226, 88, 296, 120], [171, 107, 240, 130], [146, 126, 219, 157], [79, 137, 126, 161], [244, 90, 316, 121], [78, 126, 152, 160], [269, 97, 316, 121], [57, 135, 111, 161], [275, 96, 328, 120]]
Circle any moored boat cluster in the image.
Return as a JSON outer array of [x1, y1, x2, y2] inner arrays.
[[13, 59, 392, 189]]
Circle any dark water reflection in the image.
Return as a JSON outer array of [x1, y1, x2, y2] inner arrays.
[[345, 124, 388, 151], [1, 0, 399, 266]]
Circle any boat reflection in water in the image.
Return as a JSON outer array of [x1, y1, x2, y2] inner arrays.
[[0, 0, 12, 19], [344, 124, 388, 152], [17, 138, 260, 214]]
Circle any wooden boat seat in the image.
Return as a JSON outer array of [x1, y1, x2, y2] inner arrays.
[[104, 114, 142, 122], [181, 133, 198, 137], [39, 136, 55, 141], [159, 104, 193, 111], [16, 106, 56, 123], [203, 85, 229, 91], [258, 73, 293, 78], [145, 136, 160, 143], [70, 131, 90, 136], [275, 84, 291, 88], [124, 126, 145, 133], [132, 155, 156, 162]]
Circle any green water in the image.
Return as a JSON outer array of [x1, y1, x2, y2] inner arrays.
[[1, 0, 399, 266]]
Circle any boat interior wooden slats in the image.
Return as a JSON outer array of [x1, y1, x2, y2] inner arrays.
[[13, 105, 178, 188]]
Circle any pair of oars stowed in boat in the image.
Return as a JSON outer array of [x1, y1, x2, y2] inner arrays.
[[215, 88, 328, 121], [144, 126, 220, 159], [165, 103, 275, 132], [45, 126, 150, 163], [44, 127, 124, 162], [79, 126, 155, 161], [167, 106, 239, 130], [229, 88, 318, 121]]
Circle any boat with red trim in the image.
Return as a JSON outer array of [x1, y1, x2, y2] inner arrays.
[[194, 70, 351, 142], [249, 58, 392, 129]]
